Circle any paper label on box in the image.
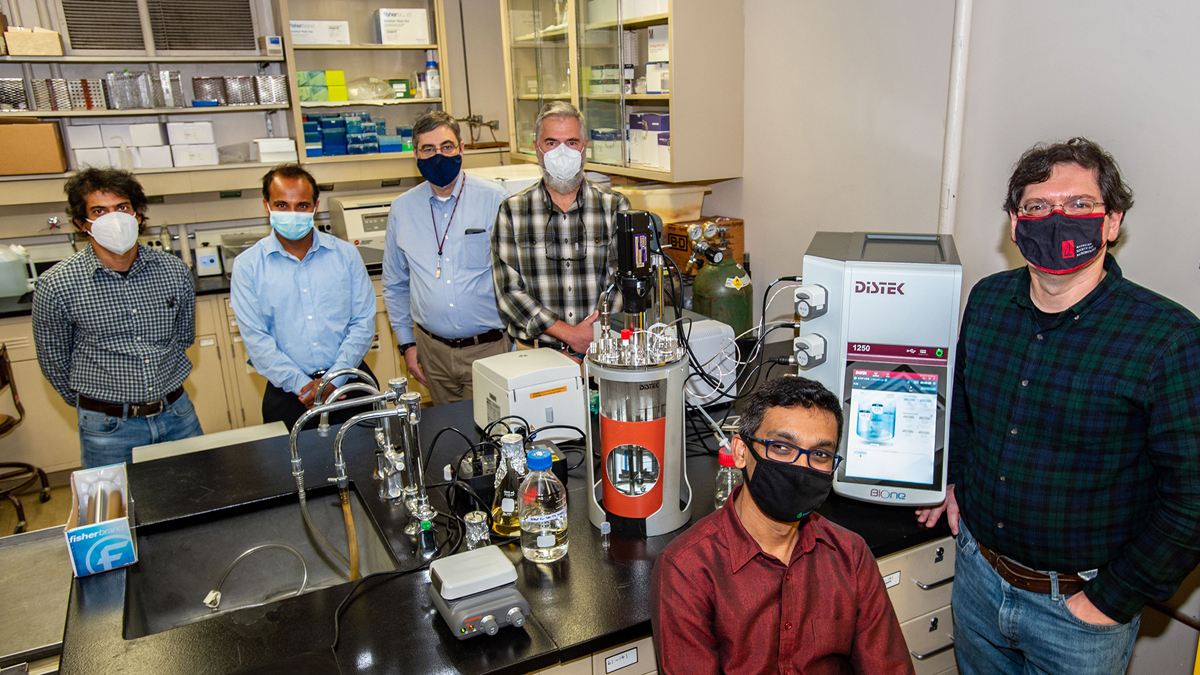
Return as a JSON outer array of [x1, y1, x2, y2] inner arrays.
[[605, 647, 638, 673], [377, 8, 429, 44], [883, 571, 901, 589], [289, 20, 349, 45], [67, 520, 136, 575], [648, 25, 669, 62]]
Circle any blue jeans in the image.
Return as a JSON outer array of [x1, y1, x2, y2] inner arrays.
[[952, 518, 1139, 675], [77, 391, 204, 468]]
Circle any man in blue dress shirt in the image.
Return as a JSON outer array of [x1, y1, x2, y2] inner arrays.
[[231, 164, 376, 430], [383, 112, 510, 405]]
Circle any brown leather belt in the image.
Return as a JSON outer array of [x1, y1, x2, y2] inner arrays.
[[418, 324, 505, 349], [78, 387, 185, 418], [977, 540, 1087, 596]]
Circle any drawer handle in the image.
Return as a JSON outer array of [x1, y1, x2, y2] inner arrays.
[[915, 575, 954, 590], [911, 642, 954, 661]]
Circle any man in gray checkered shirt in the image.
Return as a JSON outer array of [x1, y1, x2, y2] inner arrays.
[[492, 102, 631, 358], [32, 168, 202, 468]]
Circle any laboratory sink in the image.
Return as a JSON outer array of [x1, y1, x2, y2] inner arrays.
[[123, 485, 398, 639]]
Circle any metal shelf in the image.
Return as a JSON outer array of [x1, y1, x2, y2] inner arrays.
[[0, 54, 284, 64], [0, 104, 288, 118], [298, 98, 441, 108], [291, 44, 437, 51]]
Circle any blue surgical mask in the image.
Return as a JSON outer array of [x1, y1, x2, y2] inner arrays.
[[269, 210, 314, 240]]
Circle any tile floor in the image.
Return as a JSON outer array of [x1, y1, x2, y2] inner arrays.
[[0, 483, 72, 536]]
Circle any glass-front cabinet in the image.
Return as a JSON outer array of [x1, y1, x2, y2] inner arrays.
[[503, 0, 574, 156], [500, 0, 742, 183]]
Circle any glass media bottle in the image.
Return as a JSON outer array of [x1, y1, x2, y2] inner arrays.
[[518, 448, 569, 563], [491, 433, 527, 537], [714, 448, 743, 509]]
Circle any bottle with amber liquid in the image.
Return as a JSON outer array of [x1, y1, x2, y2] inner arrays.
[[491, 433, 527, 536]]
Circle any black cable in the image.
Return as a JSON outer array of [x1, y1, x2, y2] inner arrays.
[[484, 415, 530, 439], [425, 426, 477, 469], [529, 424, 586, 441], [560, 447, 586, 471]]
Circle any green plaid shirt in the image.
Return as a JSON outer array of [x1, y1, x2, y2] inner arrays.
[[949, 254, 1200, 623]]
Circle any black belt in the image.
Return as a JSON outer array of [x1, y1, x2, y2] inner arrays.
[[78, 387, 185, 418], [418, 324, 506, 349]]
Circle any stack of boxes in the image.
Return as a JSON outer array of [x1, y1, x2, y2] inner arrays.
[[297, 70, 348, 103], [167, 122, 218, 167], [66, 123, 174, 170], [628, 112, 670, 172], [303, 113, 402, 157]]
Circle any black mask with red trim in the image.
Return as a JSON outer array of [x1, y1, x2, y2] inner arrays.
[[1014, 211, 1106, 275]]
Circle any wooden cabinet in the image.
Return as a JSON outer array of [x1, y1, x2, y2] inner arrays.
[[499, 0, 743, 182]]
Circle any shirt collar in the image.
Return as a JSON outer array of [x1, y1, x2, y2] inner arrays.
[[1011, 252, 1123, 319], [83, 241, 152, 278], [540, 177, 590, 214], [263, 229, 328, 261], [720, 484, 834, 574], [427, 172, 465, 206]]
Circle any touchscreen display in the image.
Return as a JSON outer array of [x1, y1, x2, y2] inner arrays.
[[844, 369, 938, 485]]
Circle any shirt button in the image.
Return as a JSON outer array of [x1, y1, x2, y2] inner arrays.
[[1010, 428, 1018, 435], [1000, 476, 1006, 481], [449, 303, 454, 308], [1021, 380, 1029, 386], [312, 342, 318, 346], [784, 622, 792, 630], [308, 315, 313, 320], [566, 262, 571, 268], [997, 522, 1004, 528], [568, 312, 573, 318], [1037, 334, 1044, 340], [131, 308, 137, 313], [144, 359, 149, 364], [303, 289, 309, 293]]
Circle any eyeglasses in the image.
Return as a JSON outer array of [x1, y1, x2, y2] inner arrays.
[[1018, 198, 1105, 218], [416, 142, 461, 159], [742, 434, 842, 474]]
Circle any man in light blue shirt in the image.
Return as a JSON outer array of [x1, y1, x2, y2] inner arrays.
[[231, 164, 376, 429], [383, 112, 510, 405]]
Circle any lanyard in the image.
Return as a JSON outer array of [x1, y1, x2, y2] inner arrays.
[[430, 180, 465, 279]]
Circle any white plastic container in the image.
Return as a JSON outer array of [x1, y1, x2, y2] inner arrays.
[[518, 448, 568, 563], [612, 183, 711, 223], [0, 245, 31, 297]]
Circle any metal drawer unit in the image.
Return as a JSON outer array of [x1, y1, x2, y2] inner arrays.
[[878, 535, 956, 672]]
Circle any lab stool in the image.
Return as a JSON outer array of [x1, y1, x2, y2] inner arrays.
[[0, 343, 49, 534]]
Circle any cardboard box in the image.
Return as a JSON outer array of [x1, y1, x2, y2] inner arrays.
[[64, 464, 137, 577], [289, 20, 349, 45], [166, 121, 214, 145], [0, 121, 67, 175], [139, 145, 173, 169], [324, 70, 346, 86], [4, 28, 63, 56], [375, 8, 429, 45], [100, 124, 133, 148], [129, 123, 165, 147], [664, 216, 745, 275], [646, 62, 669, 94], [65, 124, 103, 149], [327, 85, 348, 102], [258, 35, 283, 56], [171, 143, 218, 167], [648, 25, 669, 62]]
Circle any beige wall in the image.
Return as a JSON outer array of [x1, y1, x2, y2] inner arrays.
[[707, 1, 1200, 671]]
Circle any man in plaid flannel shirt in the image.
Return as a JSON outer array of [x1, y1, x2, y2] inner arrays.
[[918, 138, 1200, 674], [491, 102, 630, 358]]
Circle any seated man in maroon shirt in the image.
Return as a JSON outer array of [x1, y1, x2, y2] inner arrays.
[[651, 376, 913, 675]]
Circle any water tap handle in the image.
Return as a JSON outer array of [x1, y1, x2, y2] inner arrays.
[[401, 391, 421, 424], [389, 377, 408, 397]]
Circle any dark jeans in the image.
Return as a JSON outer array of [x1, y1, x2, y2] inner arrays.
[[262, 361, 378, 432]]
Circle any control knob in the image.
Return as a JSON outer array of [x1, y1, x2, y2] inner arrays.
[[478, 614, 499, 636]]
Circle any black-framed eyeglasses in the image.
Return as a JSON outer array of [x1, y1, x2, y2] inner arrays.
[[416, 142, 461, 159], [1018, 198, 1105, 218], [742, 434, 842, 474]]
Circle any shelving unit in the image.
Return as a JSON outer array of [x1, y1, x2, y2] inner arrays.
[[499, 0, 743, 183], [0, 55, 284, 64], [291, 44, 437, 51], [0, 103, 288, 118], [298, 98, 441, 108]]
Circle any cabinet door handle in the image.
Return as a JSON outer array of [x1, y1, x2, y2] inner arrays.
[[911, 642, 954, 660], [915, 575, 954, 590]]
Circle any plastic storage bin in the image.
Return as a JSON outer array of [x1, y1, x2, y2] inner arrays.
[[612, 183, 710, 223]]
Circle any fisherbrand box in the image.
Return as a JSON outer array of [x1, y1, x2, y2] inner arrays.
[[64, 463, 138, 577]]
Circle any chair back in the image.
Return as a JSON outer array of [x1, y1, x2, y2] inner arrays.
[[0, 343, 25, 436]]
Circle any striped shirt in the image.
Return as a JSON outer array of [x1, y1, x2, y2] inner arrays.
[[949, 254, 1200, 623], [491, 179, 630, 345], [32, 243, 195, 406]]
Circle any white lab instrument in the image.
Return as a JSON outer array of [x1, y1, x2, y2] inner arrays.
[[327, 193, 402, 252], [796, 232, 961, 507], [463, 164, 544, 196], [472, 349, 587, 443], [680, 318, 737, 406], [194, 242, 223, 277]]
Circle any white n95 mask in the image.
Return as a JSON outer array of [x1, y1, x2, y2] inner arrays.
[[87, 211, 140, 255], [542, 143, 583, 182]]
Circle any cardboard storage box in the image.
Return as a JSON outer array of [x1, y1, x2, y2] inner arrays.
[[4, 28, 62, 56], [0, 120, 67, 175], [663, 216, 745, 275], [166, 121, 215, 145], [64, 463, 138, 577]]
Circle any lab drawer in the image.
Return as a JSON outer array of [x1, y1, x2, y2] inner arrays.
[[900, 604, 956, 675], [591, 636, 656, 675], [934, 666, 959, 675], [878, 535, 955, 622], [529, 655, 591, 675], [0, 316, 36, 362]]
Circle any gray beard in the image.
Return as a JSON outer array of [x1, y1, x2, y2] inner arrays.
[[540, 160, 585, 194]]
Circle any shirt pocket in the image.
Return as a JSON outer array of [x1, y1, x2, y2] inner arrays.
[[463, 230, 492, 269], [805, 616, 854, 660]]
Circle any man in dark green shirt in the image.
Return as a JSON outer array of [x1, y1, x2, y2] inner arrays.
[[917, 137, 1200, 675]]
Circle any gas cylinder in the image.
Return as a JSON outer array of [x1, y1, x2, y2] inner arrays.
[[693, 256, 753, 335]]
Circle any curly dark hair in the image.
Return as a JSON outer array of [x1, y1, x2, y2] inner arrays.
[[64, 167, 149, 231], [737, 376, 844, 446], [261, 163, 320, 203], [1003, 137, 1134, 216]]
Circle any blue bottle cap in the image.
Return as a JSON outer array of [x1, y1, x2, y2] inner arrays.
[[527, 449, 552, 471]]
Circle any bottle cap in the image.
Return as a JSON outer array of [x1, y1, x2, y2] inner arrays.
[[426, 61, 437, 67], [527, 448, 553, 471], [620, 328, 632, 341], [718, 449, 736, 467]]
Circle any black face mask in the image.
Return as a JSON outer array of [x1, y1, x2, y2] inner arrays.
[[1014, 211, 1106, 275], [741, 442, 834, 523]]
